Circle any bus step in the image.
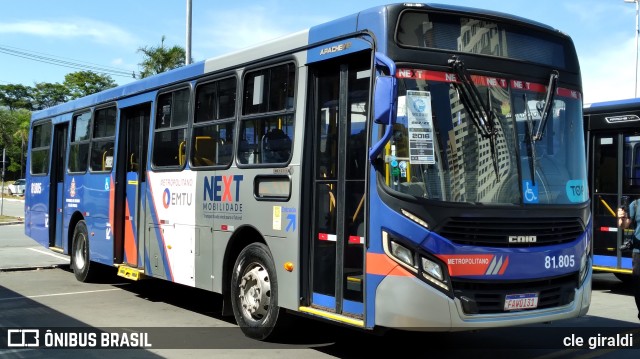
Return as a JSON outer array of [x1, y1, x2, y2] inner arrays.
[[346, 275, 362, 292], [117, 265, 145, 281], [299, 306, 364, 327]]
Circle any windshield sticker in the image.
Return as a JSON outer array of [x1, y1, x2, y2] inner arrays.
[[566, 180, 587, 203], [523, 180, 539, 204], [406, 90, 435, 165]]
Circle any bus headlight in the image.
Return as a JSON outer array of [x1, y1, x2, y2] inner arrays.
[[421, 256, 449, 291], [382, 231, 451, 293], [421, 257, 444, 281], [390, 240, 415, 267]]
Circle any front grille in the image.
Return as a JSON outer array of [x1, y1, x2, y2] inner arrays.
[[437, 217, 584, 247], [452, 273, 578, 314]]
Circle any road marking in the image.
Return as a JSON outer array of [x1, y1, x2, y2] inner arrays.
[[0, 349, 36, 356], [0, 288, 121, 302], [27, 247, 69, 261]]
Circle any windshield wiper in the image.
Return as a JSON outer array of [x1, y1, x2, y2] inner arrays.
[[533, 70, 559, 141], [523, 94, 537, 185], [448, 55, 500, 181]]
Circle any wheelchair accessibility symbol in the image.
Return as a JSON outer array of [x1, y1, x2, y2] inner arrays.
[[523, 180, 539, 204]]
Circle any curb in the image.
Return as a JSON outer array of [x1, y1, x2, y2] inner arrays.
[[0, 264, 67, 272], [0, 221, 24, 226]]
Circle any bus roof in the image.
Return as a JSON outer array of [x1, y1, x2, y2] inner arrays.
[[584, 98, 640, 113], [31, 2, 562, 122]]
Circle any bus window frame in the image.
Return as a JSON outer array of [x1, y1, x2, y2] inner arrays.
[[189, 74, 238, 171], [29, 119, 53, 177], [236, 60, 297, 169], [150, 84, 192, 172], [88, 103, 118, 174], [67, 110, 93, 175]]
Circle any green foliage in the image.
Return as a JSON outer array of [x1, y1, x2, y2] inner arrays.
[[64, 71, 117, 99], [0, 84, 33, 111], [32, 82, 69, 110], [0, 108, 30, 177], [138, 36, 186, 78], [0, 71, 117, 111]]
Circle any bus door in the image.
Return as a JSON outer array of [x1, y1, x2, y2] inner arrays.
[[115, 104, 150, 268], [308, 52, 370, 318], [591, 131, 640, 270], [49, 123, 68, 249]]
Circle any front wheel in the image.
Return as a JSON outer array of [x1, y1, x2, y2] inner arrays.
[[230, 243, 283, 340], [71, 220, 95, 282]]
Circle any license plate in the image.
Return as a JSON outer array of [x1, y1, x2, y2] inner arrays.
[[504, 293, 539, 311]]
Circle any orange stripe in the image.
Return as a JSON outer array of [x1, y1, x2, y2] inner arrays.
[[108, 177, 115, 230], [366, 252, 413, 277], [124, 200, 137, 266]]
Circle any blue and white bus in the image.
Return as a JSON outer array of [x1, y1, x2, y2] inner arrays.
[[584, 98, 640, 282], [26, 3, 591, 339]]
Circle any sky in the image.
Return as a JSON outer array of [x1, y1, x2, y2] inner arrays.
[[0, 0, 637, 105]]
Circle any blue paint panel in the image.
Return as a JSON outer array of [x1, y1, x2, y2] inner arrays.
[[365, 274, 385, 328], [343, 299, 363, 316], [593, 254, 633, 270], [356, 6, 389, 52], [64, 174, 113, 265], [312, 292, 336, 310], [585, 97, 640, 111], [117, 92, 157, 109], [307, 38, 373, 64]]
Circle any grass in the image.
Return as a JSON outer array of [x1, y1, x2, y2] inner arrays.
[[0, 215, 22, 223]]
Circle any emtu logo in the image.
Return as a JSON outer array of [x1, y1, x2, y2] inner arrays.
[[162, 188, 171, 209]]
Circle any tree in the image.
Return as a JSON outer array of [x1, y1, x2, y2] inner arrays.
[[137, 36, 185, 78], [0, 84, 33, 111], [0, 108, 29, 178], [32, 82, 69, 110], [64, 71, 117, 99]]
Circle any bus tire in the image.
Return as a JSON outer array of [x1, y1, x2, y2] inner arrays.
[[71, 220, 94, 282], [230, 242, 283, 340]]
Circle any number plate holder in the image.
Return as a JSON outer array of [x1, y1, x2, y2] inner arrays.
[[504, 293, 539, 311]]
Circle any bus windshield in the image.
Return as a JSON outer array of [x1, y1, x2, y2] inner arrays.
[[386, 70, 587, 205]]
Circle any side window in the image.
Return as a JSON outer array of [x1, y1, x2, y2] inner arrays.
[[30, 121, 52, 175], [90, 106, 117, 172], [239, 63, 295, 165], [152, 88, 190, 168], [69, 112, 91, 173], [191, 77, 236, 167]]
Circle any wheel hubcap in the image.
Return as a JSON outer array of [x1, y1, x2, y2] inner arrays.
[[238, 262, 271, 322], [74, 234, 86, 270]]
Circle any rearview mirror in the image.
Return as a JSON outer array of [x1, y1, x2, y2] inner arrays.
[[373, 75, 395, 125]]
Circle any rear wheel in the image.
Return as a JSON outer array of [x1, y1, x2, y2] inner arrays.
[[230, 243, 283, 340], [71, 220, 95, 282], [7, 189, 12, 196]]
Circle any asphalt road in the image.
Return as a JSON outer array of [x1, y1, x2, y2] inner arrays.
[[0, 224, 639, 358]]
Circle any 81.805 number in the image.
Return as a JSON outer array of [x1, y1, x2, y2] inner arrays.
[[545, 255, 575, 269]]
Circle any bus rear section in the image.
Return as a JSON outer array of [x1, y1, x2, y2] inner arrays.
[[584, 98, 640, 282]]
